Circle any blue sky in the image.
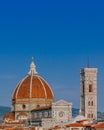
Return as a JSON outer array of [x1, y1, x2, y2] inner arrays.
[[0, 0, 104, 112]]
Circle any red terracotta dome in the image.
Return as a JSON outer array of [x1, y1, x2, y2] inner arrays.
[[12, 75, 54, 99], [12, 58, 54, 100], [3, 112, 15, 121]]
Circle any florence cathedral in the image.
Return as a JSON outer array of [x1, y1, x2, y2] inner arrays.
[[3, 58, 98, 129], [3, 58, 72, 128]]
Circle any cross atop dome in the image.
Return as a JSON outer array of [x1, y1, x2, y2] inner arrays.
[[32, 57, 34, 62], [28, 57, 38, 75]]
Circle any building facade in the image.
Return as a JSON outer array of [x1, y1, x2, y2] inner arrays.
[[42, 100, 72, 129], [52, 100, 72, 124], [80, 67, 98, 122]]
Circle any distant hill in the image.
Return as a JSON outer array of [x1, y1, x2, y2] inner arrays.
[[72, 108, 104, 120], [98, 111, 104, 120], [0, 106, 103, 122], [72, 108, 79, 117]]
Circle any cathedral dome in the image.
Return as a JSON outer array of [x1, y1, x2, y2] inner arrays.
[[12, 75, 54, 99], [12, 58, 54, 101]]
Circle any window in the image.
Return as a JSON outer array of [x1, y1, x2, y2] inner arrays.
[[87, 114, 90, 118], [34, 113, 37, 118], [22, 104, 26, 109], [88, 101, 90, 106], [91, 101, 93, 106], [88, 101, 93, 106], [91, 114, 93, 118], [44, 112, 48, 118], [89, 84, 93, 92], [39, 112, 42, 118], [82, 81, 84, 95]]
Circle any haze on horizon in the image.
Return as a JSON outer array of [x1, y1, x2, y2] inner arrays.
[[0, 0, 104, 112]]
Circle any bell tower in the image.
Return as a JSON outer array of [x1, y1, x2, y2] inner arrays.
[[80, 67, 98, 122]]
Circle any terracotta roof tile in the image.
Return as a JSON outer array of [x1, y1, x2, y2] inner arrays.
[[92, 122, 104, 128], [66, 123, 84, 127], [32, 105, 51, 111], [66, 123, 91, 127]]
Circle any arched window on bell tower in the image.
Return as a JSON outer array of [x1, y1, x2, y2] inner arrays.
[[89, 84, 93, 92], [91, 101, 93, 106], [88, 101, 90, 106]]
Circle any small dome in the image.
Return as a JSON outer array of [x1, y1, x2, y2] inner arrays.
[[3, 112, 15, 121]]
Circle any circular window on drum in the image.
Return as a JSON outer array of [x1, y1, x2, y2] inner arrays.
[[22, 104, 26, 109]]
